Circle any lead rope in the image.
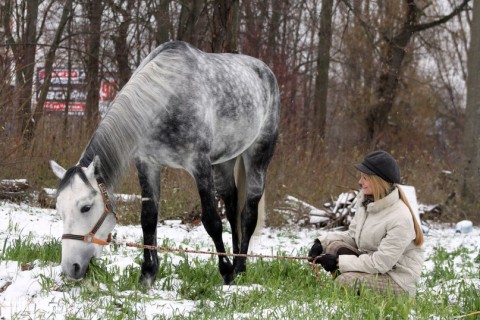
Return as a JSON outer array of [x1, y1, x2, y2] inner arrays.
[[111, 239, 325, 281], [89, 181, 326, 280]]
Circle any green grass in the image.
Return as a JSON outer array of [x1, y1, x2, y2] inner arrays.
[[171, 258, 417, 320], [0, 237, 478, 319], [1, 234, 61, 265]]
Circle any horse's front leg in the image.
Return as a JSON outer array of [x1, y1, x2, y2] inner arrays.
[[136, 160, 160, 287], [193, 161, 234, 284]]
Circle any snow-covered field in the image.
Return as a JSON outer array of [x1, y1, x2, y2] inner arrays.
[[0, 200, 479, 319]]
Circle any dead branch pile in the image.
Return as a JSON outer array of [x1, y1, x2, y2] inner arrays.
[[0, 179, 30, 201]]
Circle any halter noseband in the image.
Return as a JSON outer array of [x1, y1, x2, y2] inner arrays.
[[62, 182, 118, 246]]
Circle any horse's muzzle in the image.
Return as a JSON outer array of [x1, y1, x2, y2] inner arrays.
[[63, 261, 89, 279], [61, 243, 95, 280]]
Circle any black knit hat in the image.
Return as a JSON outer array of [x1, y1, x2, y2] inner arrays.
[[354, 150, 401, 184]]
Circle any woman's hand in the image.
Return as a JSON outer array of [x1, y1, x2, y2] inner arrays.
[[317, 254, 339, 272]]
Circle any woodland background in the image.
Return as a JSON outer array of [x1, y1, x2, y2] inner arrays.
[[1, 0, 479, 224]]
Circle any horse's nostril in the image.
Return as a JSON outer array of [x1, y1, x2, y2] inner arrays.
[[73, 263, 81, 274]]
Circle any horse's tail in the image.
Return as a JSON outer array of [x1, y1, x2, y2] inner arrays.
[[234, 156, 265, 245]]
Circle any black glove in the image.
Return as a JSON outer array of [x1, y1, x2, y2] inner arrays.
[[308, 239, 323, 262], [317, 254, 338, 272]]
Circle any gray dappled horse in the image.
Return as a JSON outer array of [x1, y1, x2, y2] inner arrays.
[[50, 41, 280, 286]]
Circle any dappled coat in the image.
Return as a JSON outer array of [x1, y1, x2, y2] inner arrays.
[[319, 187, 424, 296]]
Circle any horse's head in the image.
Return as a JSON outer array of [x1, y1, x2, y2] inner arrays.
[[49, 156, 117, 280]]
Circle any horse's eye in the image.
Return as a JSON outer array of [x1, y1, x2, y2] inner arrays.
[[80, 205, 92, 213]]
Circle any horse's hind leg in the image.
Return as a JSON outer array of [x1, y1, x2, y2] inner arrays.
[[192, 157, 234, 284], [235, 139, 277, 275], [136, 159, 160, 287]]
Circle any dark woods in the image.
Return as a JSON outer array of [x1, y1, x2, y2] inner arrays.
[[0, 0, 478, 222]]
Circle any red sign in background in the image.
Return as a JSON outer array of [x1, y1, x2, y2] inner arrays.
[[36, 68, 116, 115]]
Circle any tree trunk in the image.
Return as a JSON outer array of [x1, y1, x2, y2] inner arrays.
[[365, 0, 420, 143], [6, 0, 38, 142], [0, 0, 7, 87], [313, 0, 334, 140], [153, 0, 171, 46], [242, 0, 263, 58], [211, 0, 239, 53], [0, 0, 14, 136], [84, 0, 104, 130], [461, 0, 480, 218], [108, 0, 135, 89], [23, 0, 73, 142], [341, 0, 471, 144], [177, 0, 203, 47], [265, 0, 281, 64]]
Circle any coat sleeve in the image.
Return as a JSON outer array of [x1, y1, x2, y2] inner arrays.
[[318, 212, 357, 248], [338, 210, 415, 274]]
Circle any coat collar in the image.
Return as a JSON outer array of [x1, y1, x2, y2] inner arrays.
[[359, 187, 400, 214]]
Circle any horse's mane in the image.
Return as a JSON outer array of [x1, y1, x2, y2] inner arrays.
[[78, 42, 190, 187]]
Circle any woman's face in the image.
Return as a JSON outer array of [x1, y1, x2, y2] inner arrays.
[[359, 173, 373, 195]]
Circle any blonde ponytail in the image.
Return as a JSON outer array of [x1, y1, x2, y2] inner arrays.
[[397, 186, 424, 246]]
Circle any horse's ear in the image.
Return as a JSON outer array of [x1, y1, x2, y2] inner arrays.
[[86, 155, 101, 178], [50, 160, 66, 180]]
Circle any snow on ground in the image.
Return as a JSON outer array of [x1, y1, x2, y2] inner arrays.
[[0, 200, 479, 319]]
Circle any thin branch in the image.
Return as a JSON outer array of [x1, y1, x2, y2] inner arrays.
[[409, 0, 471, 33], [339, 0, 383, 57]]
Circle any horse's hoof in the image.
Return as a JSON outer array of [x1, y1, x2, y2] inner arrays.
[[222, 273, 235, 285], [234, 262, 246, 275], [139, 273, 156, 288]]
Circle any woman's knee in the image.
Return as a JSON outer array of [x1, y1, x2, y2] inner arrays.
[[335, 272, 405, 296], [325, 241, 360, 256]]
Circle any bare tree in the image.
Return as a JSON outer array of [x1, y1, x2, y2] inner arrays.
[[3, 0, 39, 141], [23, 0, 73, 142], [177, 0, 203, 47], [211, 0, 239, 53], [342, 0, 471, 144], [107, 0, 135, 89], [0, 0, 8, 87], [241, 0, 267, 58], [83, 0, 104, 128], [152, 0, 171, 46], [461, 0, 480, 219], [313, 0, 334, 140], [265, 0, 282, 64]]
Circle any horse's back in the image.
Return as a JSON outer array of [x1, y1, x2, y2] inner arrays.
[[134, 41, 279, 115], [117, 41, 280, 167]]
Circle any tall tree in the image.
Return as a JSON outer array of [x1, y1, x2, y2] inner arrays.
[[342, 0, 471, 144], [107, 0, 135, 89], [152, 0, 171, 46], [211, 0, 239, 53], [313, 0, 334, 140], [177, 0, 203, 47], [84, 0, 104, 128], [265, 0, 281, 65], [3, 0, 39, 140], [23, 0, 73, 142], [0, 0, 10, 102], [0, 0, 7, 87], [461, 0, 480, 218], [0, 0, 14, 142]]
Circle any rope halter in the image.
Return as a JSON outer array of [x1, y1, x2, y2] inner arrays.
[[61, 181, 118, 246]]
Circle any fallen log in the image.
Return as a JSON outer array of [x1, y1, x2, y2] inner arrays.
[[0, 179, 30, 201]]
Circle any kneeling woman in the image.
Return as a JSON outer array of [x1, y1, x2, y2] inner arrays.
[[309, 150, 424, 297]]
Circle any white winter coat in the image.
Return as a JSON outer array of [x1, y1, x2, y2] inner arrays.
[[319, 187, 424, 296]]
